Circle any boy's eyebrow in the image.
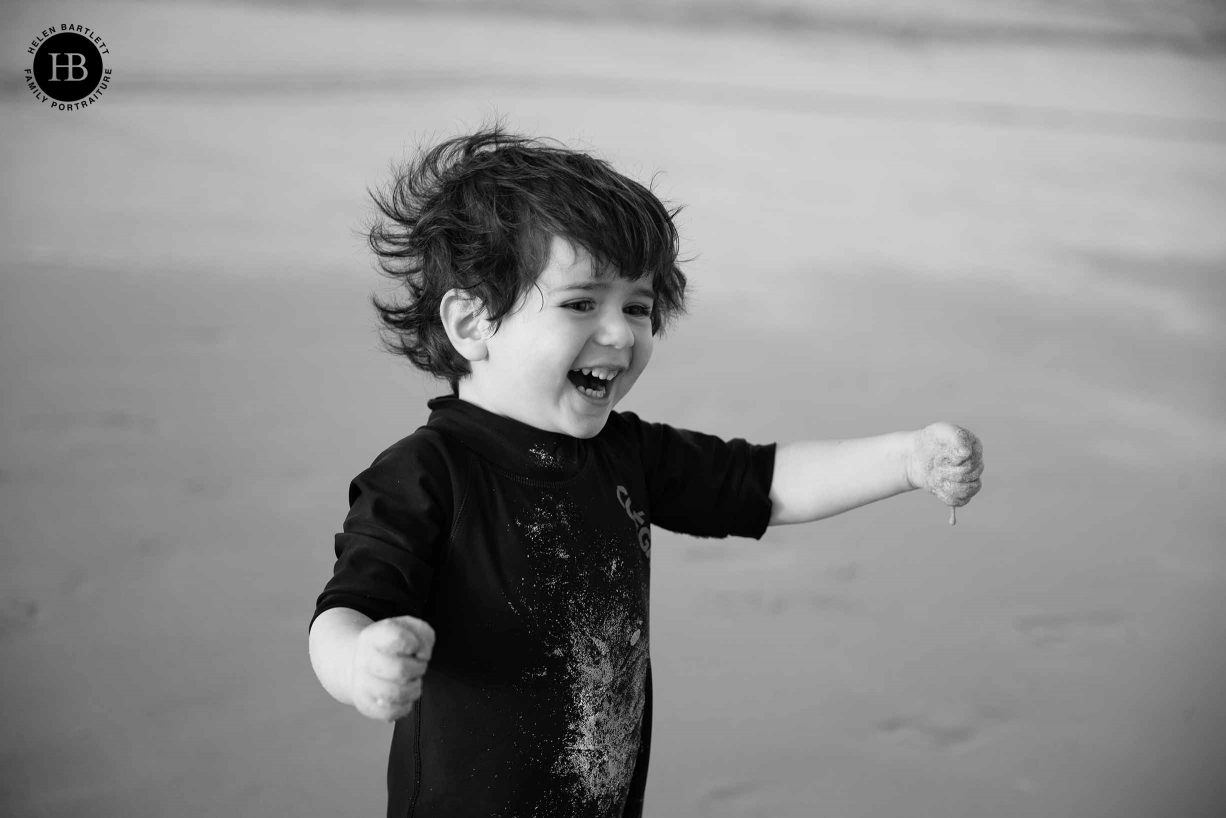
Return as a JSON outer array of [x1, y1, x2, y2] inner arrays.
[[550, 280, 655, 300]]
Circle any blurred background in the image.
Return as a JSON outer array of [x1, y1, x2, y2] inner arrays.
[[2, 1, 1225, 816]]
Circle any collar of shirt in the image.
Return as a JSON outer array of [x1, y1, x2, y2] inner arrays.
[[425, 395, 588, 481]]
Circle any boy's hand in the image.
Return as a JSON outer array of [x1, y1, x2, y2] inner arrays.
[[906, 423, 984, 515], [349, 615, 435, 722]]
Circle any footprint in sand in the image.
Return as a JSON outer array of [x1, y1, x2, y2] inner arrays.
[[831, 562, 858, 583], [876, 706, 1011, 752], [0, 596, 41, 640], [183, 476, 232, 498], [696, 779, 766, 814], [96, 410, 158, 433], [699, 589, 855, 616], [1014, 610, 1134, 649]]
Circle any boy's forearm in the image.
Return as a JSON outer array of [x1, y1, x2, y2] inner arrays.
[[768, 431, 917, 525], [308, 607, 372, 706]]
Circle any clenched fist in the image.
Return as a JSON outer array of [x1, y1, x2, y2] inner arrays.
[[906, 423, 984, 524], [349, 615, 435, 722]]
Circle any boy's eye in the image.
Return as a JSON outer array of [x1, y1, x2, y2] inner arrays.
[[563, 300, 653, 317]]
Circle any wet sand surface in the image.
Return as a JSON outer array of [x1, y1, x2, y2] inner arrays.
[[3, 1, 1226, 816]]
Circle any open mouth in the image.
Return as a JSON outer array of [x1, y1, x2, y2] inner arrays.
[[567, 367, 619, 399]]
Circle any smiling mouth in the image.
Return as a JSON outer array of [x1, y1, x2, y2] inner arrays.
[[567, 368, 618, 399]]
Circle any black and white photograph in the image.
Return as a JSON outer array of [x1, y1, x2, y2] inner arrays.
[[3, 1, 1224, 816]]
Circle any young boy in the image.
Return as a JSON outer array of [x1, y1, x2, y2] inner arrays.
[[309, 128, 984, 818]]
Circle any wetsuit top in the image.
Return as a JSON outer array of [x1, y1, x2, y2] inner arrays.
[[312, 395, 776, 818]]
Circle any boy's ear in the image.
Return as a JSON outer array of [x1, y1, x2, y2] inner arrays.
[[440, 289, 493, 362]]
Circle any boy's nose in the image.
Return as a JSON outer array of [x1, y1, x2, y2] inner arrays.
[[595, 310, 635, 348]]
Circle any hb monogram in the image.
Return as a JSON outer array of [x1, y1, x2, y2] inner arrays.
[[48, 53, 89, 81]]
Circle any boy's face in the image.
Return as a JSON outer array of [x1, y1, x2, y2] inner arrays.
[[460, 236, 655, 439]]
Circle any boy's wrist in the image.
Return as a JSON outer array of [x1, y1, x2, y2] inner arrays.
[[901, 429, 923, 491], [309, 607, 372, 708]]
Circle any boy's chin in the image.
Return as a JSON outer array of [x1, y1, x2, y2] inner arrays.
[[556, 396, 614, 438], [568, 423, 606, 440], [558, 412, 609, 439]]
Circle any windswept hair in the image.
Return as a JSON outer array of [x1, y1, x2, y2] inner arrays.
[[368, 125, 688, 390]]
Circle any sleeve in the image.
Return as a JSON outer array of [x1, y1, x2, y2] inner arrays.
[[310, 432, 455, 630], [616, 411, 776, 540]]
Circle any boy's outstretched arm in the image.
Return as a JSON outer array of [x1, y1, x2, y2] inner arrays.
[[768, 422, 983, 526]]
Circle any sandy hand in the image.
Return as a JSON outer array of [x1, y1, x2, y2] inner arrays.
[[349, 615, 435, 722], [906, 423, 984, 524]]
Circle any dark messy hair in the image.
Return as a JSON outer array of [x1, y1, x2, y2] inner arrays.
[[367, 125, 689, 391]]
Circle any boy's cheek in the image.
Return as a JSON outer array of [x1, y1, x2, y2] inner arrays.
[[620, 359, 651, 398], [634, 334, 655, 368]]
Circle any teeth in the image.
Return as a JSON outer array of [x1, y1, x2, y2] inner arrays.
[[573, 367, 619, 381], [572, 368, 617, 380]]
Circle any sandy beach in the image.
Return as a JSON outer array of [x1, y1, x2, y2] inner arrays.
[[3, 1, 1225, 815]]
